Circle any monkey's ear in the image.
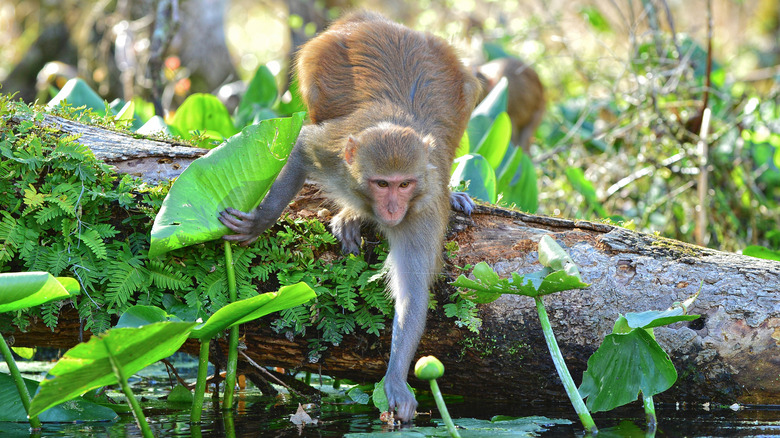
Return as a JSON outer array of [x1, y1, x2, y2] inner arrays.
[[345, 135, 359, 165]]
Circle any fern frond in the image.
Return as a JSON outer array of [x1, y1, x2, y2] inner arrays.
[[105, 260, 147, 309], [41, 301, 60, 329], [147, 259, 190, 291], [77, 227, 107, 259], [91, 223, 119, 239], [34, 204, 65, 225]]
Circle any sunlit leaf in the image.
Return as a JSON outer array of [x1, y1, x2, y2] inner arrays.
[[497, 149, 538, 213], [114, 283, 315, 340], [148, 113, 304, 257], [45, 78, 108, 115], [743, 245, 780, 261], [29, 321, 196, 417], [450, 153, 497, 204], [190, 282, 315, 340], [623, 309, 699, 330], [169, 93, 237, 144], [0, 272, 80, 313], [11, 347, 34, 359], [538, 235, 581, 279], [136, 115, 172, 136], [114, 305, 173, 328], [235, 64, 278, 127], [474, 112, 512, 170]]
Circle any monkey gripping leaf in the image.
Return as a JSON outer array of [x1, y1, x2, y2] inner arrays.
[[149, 113, 305, 257]]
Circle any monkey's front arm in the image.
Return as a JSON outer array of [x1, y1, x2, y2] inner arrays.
[[219, 136, 309, 246]]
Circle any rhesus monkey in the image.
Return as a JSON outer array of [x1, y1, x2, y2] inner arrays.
[[219, 11, 480, 422], [475, 57, 545, 152]]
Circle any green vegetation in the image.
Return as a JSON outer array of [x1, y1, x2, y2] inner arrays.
[[453, 235, 700, 433]]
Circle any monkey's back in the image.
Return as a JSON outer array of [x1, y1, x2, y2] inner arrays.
[[296, 11, 478, 151]]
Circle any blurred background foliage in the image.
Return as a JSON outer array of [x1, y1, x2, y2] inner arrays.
[[1, 0, 778, 253]]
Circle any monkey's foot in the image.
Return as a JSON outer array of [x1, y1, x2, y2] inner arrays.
[[450, 191, 476, 215], [331, 212, 362, 255]]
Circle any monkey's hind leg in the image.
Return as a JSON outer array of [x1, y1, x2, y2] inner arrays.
[[330, 208, 363, 255], [449, 191, 476, 215]]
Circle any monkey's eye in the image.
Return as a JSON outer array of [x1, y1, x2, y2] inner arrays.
[[399, 181, 410, 188], [376, 180, 389, 188]]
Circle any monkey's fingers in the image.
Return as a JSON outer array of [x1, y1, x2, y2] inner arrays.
[[449, 191, 476, 215], [218, 210, 260, 246]]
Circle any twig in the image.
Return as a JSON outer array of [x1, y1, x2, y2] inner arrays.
[[238, 350, 306, 398]]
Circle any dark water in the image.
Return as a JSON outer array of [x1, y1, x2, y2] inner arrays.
[[5, 354, 780, 437], [2, 392, 779, 437]]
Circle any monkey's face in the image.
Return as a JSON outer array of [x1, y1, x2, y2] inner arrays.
[[367, 175, 418, 227]]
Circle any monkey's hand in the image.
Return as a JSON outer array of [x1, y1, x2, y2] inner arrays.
[[384, 376, 417, 423], [219, 207, 277, 246], [450, 191, 476, 215], [330, 210, 362, 255]]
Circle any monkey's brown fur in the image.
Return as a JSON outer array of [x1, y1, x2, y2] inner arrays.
[[220, 11, 479, 422], [476, 57, 545, 152]]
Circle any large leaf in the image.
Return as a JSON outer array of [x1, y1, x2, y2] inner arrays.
[[0, 272, 80, 313], [191, 282, 315, 340], [45, 78, 107, 114], [114, 305, 173, 328], [169, 93, 237, 144], [275, 77, 307, 116], [0, 373, 117, 422], [497, 148, 538, 213], [452, 258, 588, 303], [743, 245, 780, 261], [538, 235, 581, 279], [148, 113, 305, 257], [450, 153, 497, 204], [114, 283, 315, 340], [467, 77, 508, 150], [28, 321, 196, 417], [235, 65, 278, 127], [622, 309, 699, 330], [578, 329, 677, 412], [471, 76, 508, 121], [474, 111, 512, 170]]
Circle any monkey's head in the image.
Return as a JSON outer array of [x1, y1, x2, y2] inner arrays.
[[344, 124, 432, 227]]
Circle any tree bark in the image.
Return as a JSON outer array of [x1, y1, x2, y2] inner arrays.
[[6, 118, 780, 406]]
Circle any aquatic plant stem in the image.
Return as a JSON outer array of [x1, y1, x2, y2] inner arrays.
[[643, 392, 657, 433], [191, 339, 210, 422], [222, 241, 239, 410], [534, 296, 597, 434], [104, 339, 153, 438], [0, 334, 41, 429], [429, 378, 461, 438]]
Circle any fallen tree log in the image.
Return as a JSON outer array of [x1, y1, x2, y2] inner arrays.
[[9, 192, 780, 405], [6, 116, 780, 405]]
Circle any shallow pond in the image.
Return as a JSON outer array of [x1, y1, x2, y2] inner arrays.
[[3, 354, 779, 437]]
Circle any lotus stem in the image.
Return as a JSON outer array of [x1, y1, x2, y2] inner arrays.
[[191, 339, 210, 423], [534, 296, 597, 434], [0, 334, 41, 429], [105, 339, 153, 438], [222, 241, 239, 410]]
